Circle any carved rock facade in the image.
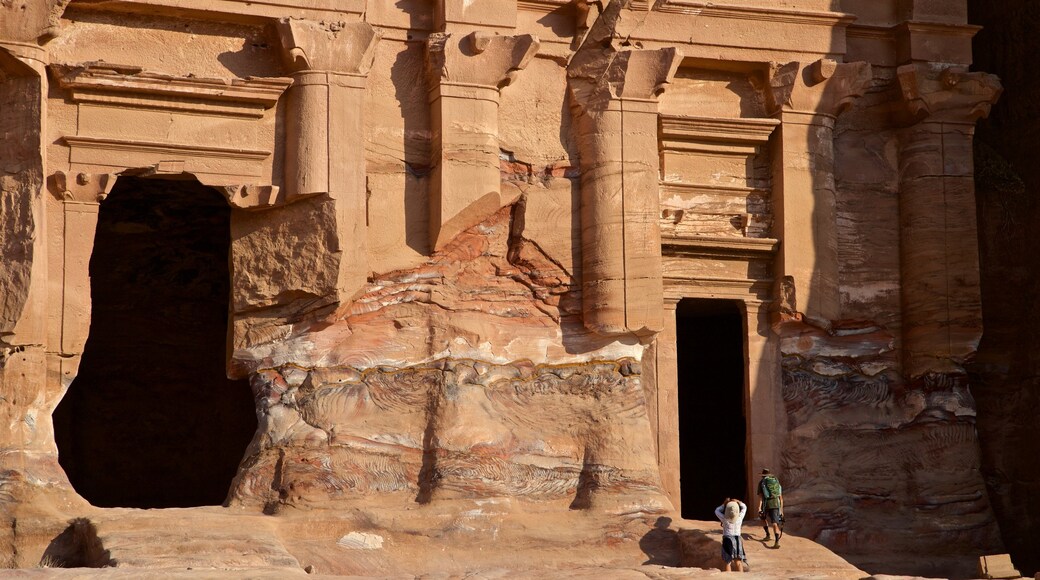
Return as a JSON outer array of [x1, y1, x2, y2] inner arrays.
[[0, 0, 1020, 576]]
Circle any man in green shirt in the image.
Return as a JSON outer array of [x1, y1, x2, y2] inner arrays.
[[757, 468, 784, 548]]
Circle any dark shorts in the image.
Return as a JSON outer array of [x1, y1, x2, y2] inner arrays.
[[763, 508, 781, 524], [721, 534, 746, 563]]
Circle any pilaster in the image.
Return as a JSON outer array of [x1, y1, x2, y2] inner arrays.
[[424, 30, 539, 251], [896, 63, 1002, 380], [276, 18, 381, 303], [47, 172, 118, 356], [766, 59, 872, 326], [743, 299, 782, 500], [654, 297, 681, 512], [567, 0, 681, 338]]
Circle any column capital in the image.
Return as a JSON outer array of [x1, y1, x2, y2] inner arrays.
[[47, 171, 117, 204], [1, 0, 67, 46], [425, 31, 539, 92], [275, 19, 381, 76], [763, 59, 872, 118], [567, 1, 680, 114], [897, 63, 1002, 125]]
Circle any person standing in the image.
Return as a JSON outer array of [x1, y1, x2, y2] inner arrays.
[[757, 468, 784, 548], [714, 498, 748, 572]]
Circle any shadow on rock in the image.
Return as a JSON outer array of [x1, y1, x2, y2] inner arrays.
[[639, 516, 680, 565]]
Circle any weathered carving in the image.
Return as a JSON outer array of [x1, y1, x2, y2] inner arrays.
[[568, 0, 680, 338], [47, 171, 117, 203], [0, 0, 68, 45], [896, 63, 1002, 379], [425, 31, 539, 251], [276, 19, 380, 75], [764, 59, 872, 117], [897, 63, 1002, 124]]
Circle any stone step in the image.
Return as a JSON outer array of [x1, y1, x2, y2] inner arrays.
[[87, 508, 306, 574], [677, 520, 867, 579]]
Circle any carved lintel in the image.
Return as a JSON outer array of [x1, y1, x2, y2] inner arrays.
[[764, 59, 872, 118], [49, 63, 292, 118], [275, 19, 381, 75], [0, 0, 68, 46], [48, 171, 117, 204], [426, 31, 540, 91], [897, 63, 1002, 125]]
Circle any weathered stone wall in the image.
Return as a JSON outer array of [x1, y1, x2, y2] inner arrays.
[[775, 55, 1006, 576]]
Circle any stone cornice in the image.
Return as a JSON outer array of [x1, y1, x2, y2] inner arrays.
[[662, 235, 779, 260], [49, 63, 291, 118], [653, 0, 856, 27], [659, 115, 779, 145], [64, 0, 364, 25]]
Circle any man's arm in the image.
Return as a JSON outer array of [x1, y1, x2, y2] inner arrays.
[[715, 505, 725, 522]]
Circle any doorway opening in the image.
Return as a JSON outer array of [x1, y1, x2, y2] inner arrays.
[[53, 177, 256, 508], [676, 298, 748, 520]]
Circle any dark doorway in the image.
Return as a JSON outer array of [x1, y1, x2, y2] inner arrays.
[[676, 298, 748, 520], [53, 177, 256, 508]]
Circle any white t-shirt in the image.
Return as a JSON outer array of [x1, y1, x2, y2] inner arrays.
[[715, 501, 747, 536]]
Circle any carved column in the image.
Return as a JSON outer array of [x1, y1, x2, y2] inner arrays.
[[567, 1, 681, 338], [767, 59, 872, 325], [896, 64, 1002, 380], [276, 19, 381, 302], [425, 31, 538, 250]]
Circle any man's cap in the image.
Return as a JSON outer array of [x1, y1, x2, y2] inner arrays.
[[761, 468, 771, 474]]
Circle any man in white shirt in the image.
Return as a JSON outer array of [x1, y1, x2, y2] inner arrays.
[[714, 498, 749, 572]]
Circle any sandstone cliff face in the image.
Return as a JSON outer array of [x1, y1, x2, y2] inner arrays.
[[969, 1, 1040, 575], [0, 0, 1018, 576], [227, 206, 667, 513]]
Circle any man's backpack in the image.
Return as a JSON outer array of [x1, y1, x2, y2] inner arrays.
[[761, 475, 782, 508]]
